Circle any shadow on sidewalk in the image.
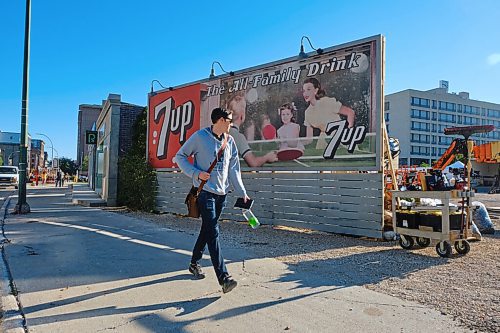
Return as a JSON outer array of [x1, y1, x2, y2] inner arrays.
[[2, 186, 450, 331]]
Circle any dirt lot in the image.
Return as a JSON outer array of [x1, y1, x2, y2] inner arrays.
[[122, 193, 500, 333]]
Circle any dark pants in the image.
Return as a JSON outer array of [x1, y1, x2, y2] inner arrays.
[[191, 190, 228, 284]]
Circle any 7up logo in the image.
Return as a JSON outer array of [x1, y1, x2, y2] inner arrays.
[[153, 97, 195, 160], [323, 120, 367, 159]]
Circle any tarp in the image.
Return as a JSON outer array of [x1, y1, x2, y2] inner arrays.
[[446, 160, 465, 170]]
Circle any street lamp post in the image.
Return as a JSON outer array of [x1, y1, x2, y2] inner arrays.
[[36, 133, 53, 168], [15, 0, 32, 214], [48, 147, 59, 169]]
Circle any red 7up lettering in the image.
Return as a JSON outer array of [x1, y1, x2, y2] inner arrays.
[[154, 97, 194, 159], [323, 120, 367, 159]]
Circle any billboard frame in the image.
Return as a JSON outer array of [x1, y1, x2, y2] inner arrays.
[[148, 34, 385, 172]]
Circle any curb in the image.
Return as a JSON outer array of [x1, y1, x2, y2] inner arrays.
[[0, 197, 27, 333], [71, 199, 107, 207]]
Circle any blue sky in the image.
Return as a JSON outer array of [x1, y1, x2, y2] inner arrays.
[[1, 0, 499, 160]]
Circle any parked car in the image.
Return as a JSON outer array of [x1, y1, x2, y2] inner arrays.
[[0, 166, 19, 189]]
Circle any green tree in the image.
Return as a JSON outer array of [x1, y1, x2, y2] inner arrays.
[[59, 157, 78, 175], [117, 108, 156, 211], [81, 155, 89, 172]]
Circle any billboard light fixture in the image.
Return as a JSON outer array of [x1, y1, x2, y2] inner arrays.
[[210, 61, 234, 78], [150, 79, 166, 95], [299, 36, 323, 58]]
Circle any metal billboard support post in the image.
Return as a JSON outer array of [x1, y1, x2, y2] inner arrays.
[[15, 0, 32, 214]]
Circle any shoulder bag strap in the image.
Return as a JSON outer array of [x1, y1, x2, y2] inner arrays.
[[197, 134, 228, 195]]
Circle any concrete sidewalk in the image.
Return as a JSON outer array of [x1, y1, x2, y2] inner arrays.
[[70, 183, 107, 207], [0, 186, 467, 332]]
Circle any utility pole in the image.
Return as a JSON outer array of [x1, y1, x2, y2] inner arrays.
[[15, 0, 31, 214]]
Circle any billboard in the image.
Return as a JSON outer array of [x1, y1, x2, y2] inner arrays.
[[148, 35, 383, 170]]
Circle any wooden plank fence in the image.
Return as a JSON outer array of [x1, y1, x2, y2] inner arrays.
[[156, 170, 384, 238]]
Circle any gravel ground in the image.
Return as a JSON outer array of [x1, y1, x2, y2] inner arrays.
[[118, 193, 500, 333]]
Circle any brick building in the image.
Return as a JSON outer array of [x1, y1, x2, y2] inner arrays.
[[87, 94, 144, 206], [30, 139, 45, 170]]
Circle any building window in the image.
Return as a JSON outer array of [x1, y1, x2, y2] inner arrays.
[[463, 105, 481, 115], [439, 101, 456, 112], [432, 100, 437, 109], [411, 146, 430, 155], [385, 112, 389, 122], [411, 109, 430, 120], [438, 113, 456, 123], [411, 97, 430, 108], [384, 101, 390, 111], [411, 121, 430, 132], [463, 116, 480, 125], [487, 109, 500, 118], [439, 136, 453, 145], [411, 133, 430, 143]]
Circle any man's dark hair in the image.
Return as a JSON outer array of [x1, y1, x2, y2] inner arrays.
[[211, 107, 233, 124]]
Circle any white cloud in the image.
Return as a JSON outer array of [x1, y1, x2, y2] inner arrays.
[[487, 53, 500, 66]]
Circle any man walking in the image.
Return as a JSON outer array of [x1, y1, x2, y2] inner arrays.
[[175, 107, 249, 294], [55, 170, 61, 187]]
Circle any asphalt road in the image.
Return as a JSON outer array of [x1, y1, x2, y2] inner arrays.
[[0, 188, 16, 206]]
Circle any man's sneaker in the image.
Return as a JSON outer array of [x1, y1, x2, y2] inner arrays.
[[221, 277, 237, 294], [189, 264, 206, 279]]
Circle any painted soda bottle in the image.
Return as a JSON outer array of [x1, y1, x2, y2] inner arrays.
[[243, 209, 260, 229]]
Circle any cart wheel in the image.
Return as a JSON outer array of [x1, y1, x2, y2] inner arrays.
[[435, 241, 452, 258], [416, 237, 431, 248], [454, 240, 470, 255], [399, 235, 414, 249]]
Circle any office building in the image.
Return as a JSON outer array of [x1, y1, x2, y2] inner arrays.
[[30, 139, 45, 171], [385, 81, 500, 166]]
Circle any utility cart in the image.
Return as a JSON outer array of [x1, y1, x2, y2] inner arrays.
[[391, 190, 475, 257]]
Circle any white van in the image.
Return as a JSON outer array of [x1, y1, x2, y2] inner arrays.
[[0, 166, 19, 189]]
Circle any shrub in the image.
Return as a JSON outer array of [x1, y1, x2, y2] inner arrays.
[[117, 108, 156, 211]]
